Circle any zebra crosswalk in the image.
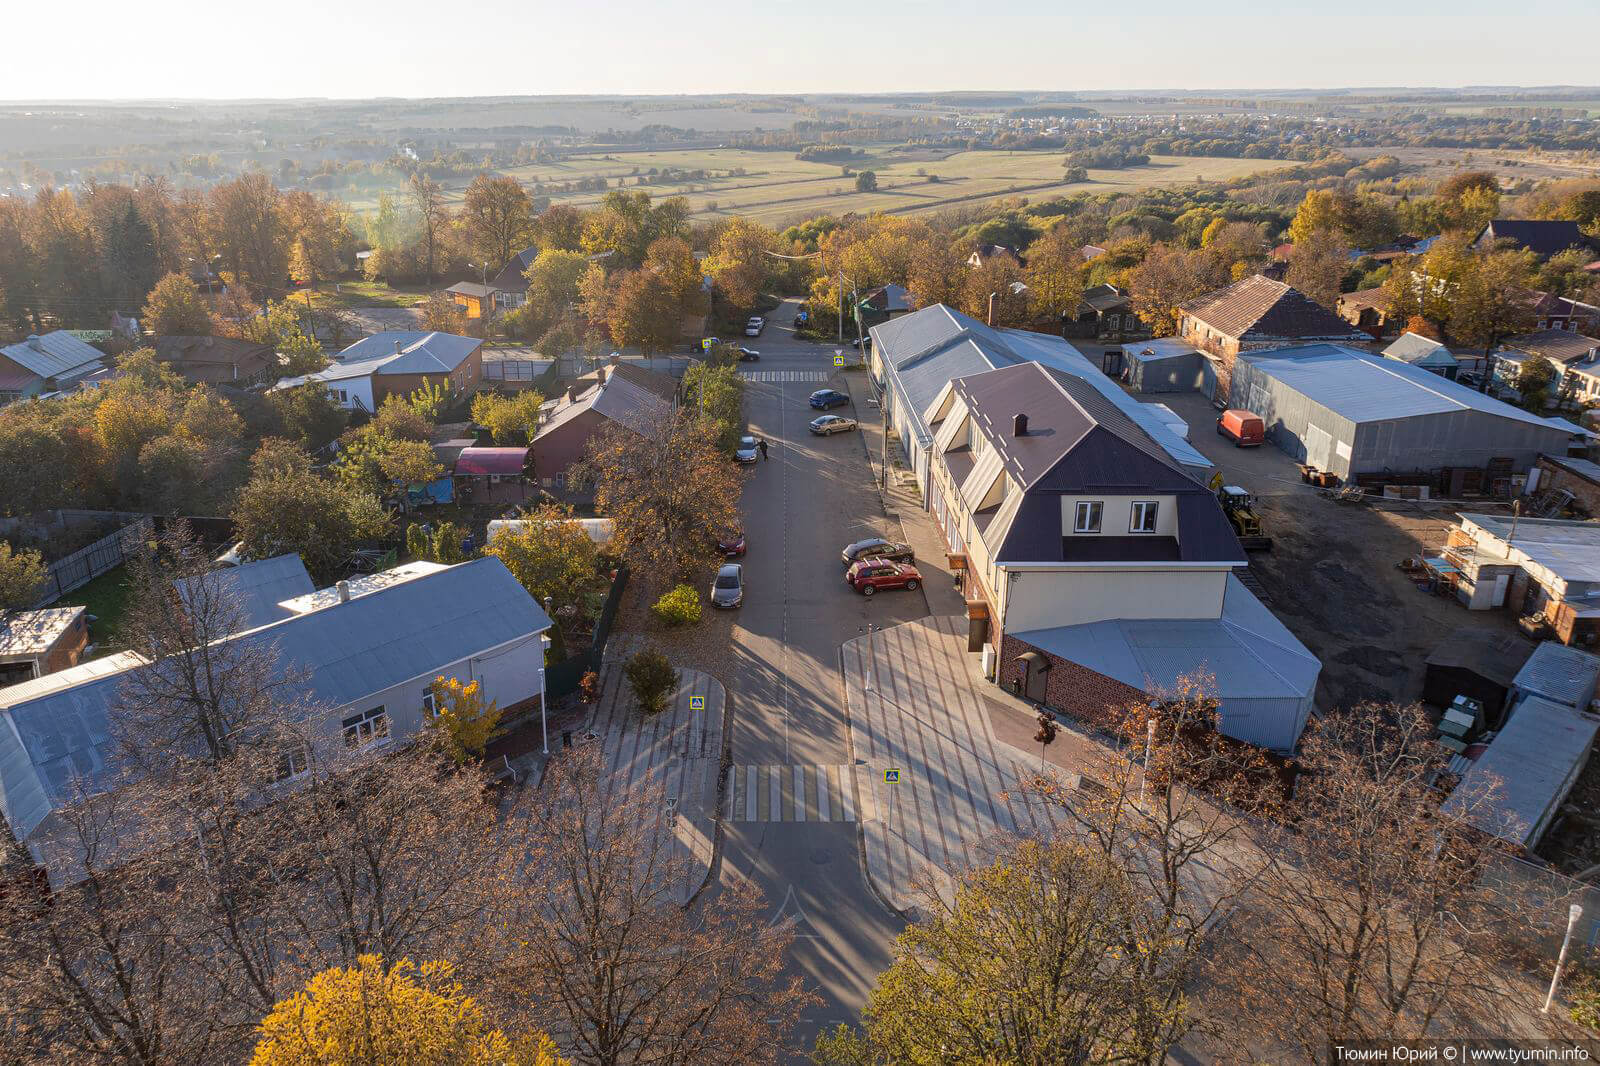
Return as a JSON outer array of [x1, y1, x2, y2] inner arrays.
[[739, 370, 831, 382], [726, 764, 858, 823]]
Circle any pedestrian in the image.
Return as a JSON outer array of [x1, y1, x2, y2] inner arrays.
[[758, 438, 769, 460]]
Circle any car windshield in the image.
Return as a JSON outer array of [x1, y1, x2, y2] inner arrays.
[[715, 573, 740, 589], [740, 437, 756, 447]]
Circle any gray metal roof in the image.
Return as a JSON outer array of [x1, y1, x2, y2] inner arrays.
[[1240, 344, 1585, 433], [173, 553, 314, 632], [0, 331, 105, 380], [1443, 694, 1600, 847], [334, 331, 482, 375], [0, 558, 551, 843], [1512, 641, 1600, 710], [1382, 332, 1459, 368], [1127, 338, 1201, 364], [1010, 574, 1320, 749], [1461, 513, 1600, 585]]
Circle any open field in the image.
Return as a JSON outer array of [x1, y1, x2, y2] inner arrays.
[[353, 147, 1277, 227], [1343, 145, 1600, 185]]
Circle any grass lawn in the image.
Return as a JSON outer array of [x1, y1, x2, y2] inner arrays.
[[312, 280, 431, 309], [57, 564, 134, 656]]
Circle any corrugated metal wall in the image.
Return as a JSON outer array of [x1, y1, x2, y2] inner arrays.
[[1218, 694, 1314, 753], [1130, 352, 1202, 393], [1228, 359, 1358, 477]]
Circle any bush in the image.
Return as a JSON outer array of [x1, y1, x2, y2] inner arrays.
[[651, 583, 702, 627], [579, 670, 601, 704], [625, 649, 678, 715], [404, 523, 429, 561], [1571, 969, 1600, 1030]]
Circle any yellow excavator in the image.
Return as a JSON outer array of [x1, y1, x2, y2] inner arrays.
[[1209, 472, 1273, 552]]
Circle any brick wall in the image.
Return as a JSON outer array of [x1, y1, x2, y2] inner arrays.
[[998, 633, 1148, 732], [1536, 457, 1600, 519]]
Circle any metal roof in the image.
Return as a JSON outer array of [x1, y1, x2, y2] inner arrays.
[[1010, 574, 1320, 749], [1127, 338, 1201, 364], [1443, 694, 1600, 847], [1512, 641, 1600, 710], [456, 447, 528, 476], [1241, 344, 1586, 433], [1460, 513, 1600, 586], [173, 554, 315, 632], [0, 558, 550, 843], [334, 331, 482, 375], [0, 608, 84, 659], [276, 561, 447, 615], [0, 331, 105, 381], [1382, 332, 1458, 367]]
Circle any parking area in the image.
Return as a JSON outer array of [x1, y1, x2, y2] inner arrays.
[[1134, 389, 1316, 498]]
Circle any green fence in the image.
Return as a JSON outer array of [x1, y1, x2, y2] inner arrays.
[[546, 568, 629, 699]]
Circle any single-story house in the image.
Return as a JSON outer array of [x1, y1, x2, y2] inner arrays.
[[1227, 344, 1587, 481], [273, 331, 483, 413], [491, 247, 540, 308], [1531, 455, 1600, 519], [859, 284, 913, 318], [1178, 275, 1370, 401], [155, 335, 278, 385], [1334, 287, 1393, 336], [1444, 514, 1600, 646], [529, 360, 677, 489], [174, 553, 316, 632], [0, 556, 552, 878], [1529, 291, 1599, 334], [869, 303, 1210, 509], [966, 244, 1023, 269], [0, 332, 107, 404], [1382, 332, 1462, 379], [0, 608, 89, 688], [1443, 692, 1600, 851], [1064, 284, 1146, 341], [1474, 219, 1597, 260]]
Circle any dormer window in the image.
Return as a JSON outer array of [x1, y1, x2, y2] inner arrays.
[[1130, 501, 1159, 533], [1074, 501, 1102, 533]]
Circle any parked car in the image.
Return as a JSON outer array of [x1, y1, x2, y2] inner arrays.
[[734, 435, 760, 463], [737, 347, 761, 362], [711, 563, 744, 608], [809, 388, 850, 409], [718, 530, 747, 557], [809, 414, 858, 436], [846, 558, 922, 596], [1216, 409, 1265, 447], [841, 538, 914, 566], [745, 316, 766, 337]]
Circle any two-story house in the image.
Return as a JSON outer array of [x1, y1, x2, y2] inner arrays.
[[923, 360, 1320, 752]]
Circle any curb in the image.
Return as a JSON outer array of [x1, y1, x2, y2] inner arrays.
[[684, 668, 732, 908], [838, 642, 916, 924]]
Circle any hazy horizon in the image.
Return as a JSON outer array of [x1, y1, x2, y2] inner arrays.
[[8, 0, 1599, 102]]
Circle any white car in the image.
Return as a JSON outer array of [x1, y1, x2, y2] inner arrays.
[[744, 316, 766, 337], [809, 414, 858, 436], [734, 435, 761, 462]]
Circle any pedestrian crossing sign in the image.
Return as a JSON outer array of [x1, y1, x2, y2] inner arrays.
[[689, 695, 706, 711], [833, 352, 845, 366], [884, 769, 901, 783]]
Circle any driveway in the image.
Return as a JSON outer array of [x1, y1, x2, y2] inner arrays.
[[1136, 390, 1316, 498]]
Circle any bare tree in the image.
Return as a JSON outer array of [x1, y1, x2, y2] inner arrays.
[[1025, 674, 1279, 1063], [410, 175, 447, 284], [1216, 702, 1547, 1059], [494, 746, 814, 1065]]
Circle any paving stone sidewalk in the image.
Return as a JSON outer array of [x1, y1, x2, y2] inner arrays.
[[844, 614, 1092, 912]]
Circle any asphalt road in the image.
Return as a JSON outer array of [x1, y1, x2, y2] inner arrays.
[[714, 300, 924, 1050]]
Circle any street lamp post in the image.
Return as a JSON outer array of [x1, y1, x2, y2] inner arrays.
[[539, 632, 552, 755], [1137, 717, 1158, 805], [1544, 903, 1584, 1013]]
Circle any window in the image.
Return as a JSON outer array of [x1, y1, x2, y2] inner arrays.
[[342, 706, 390, 749], [1074, 501, 1103, 533], [274, 747, 308, 782], [422, 690, 439, 719], [1130, 501, 1159, 533]]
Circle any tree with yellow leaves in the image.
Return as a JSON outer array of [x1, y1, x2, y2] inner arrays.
[[426, 676, 503, 764], [250, 954, 566, 1066]]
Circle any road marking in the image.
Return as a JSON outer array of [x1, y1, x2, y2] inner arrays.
[[769, 884, 823, 940], [841, 765, 856, 823], [730, 766, 858, 822], [740, 370, 830, 382]]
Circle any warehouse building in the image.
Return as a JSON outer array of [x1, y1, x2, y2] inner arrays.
[[1227, 344, 1587, 481]]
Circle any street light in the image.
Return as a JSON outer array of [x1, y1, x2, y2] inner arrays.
[[1137, 717, 1158, 805], [858, 623, 878, 693], [1544, 903, 1584, 1013]]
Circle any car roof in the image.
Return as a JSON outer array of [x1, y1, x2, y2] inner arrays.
[[717, 563, 742, 576]]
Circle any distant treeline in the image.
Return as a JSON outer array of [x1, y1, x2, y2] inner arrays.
[[1007, 106, 1101, 119]]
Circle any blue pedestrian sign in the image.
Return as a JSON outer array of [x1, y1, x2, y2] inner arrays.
[[833, 351, 845, 366], [689, 695, 706, 711], [884, 768, 901, 783]]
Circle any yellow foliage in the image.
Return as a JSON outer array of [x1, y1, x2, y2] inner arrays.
[[251, 954, 566, 1066], [426, 676, 503, 764]]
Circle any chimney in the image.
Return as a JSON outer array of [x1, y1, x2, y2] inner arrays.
[[336, 580, 351, 604], [394, 339, 405, 354], [566, 384, 581, 402], [1012, 412, 1028, 437], [26, 335, 43, 351], [597, 366, 607, 384], [609, 354, 620, 367]]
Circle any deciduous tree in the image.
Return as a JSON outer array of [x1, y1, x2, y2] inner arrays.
[[483, 503, 605, 619], [425, 677, 503, 765], [232, 440, 391, 583], [142, 271, 212, 335], [461, 175, 534, 275], [704, 217, 777, 309], [0, 540, 46, 610]]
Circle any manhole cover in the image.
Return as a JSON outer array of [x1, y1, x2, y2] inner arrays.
[[810, 848, 832, 866]]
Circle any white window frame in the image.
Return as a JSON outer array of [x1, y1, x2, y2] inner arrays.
[[1130, 500, 1159, 533], [422, 690, 439, 719], [1074, 500, 1103, 534], [342, 706, 390, 749], [274, 747, 309, 782]]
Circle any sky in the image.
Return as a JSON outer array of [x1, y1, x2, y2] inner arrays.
[[7, 0, 1600, 100]]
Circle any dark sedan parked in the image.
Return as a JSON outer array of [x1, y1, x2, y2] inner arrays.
[[809, 388, 850, 410], [841, 538, 914, 566]]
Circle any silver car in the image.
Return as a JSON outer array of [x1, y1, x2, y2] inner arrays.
[[809, 414, 858, 436], [734, 435, 760, 463], [710, 563, 744, 608]]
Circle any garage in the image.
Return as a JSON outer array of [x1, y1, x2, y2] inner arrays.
[[1227, 344, 1587, 481], [1125, 338, 1204, 394]]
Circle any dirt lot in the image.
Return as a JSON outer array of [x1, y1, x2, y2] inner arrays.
[[1248, 494, 1524, 713]]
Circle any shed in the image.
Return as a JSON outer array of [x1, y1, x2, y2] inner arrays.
[[1125, 338, 1203, 393], [1382, 332, 1461, 379], [1228, 344, 1586, 480], [1511, 641, 1600, 711], [1422, 627, 1536, 725], [454, 447, 529, 477], [1442, 694, 1600, 850]]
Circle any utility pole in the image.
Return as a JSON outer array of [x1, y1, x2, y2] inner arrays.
[[1544, 903, 1584, 1013]]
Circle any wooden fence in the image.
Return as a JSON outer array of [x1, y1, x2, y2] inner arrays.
[[32, 517, 153, 607]]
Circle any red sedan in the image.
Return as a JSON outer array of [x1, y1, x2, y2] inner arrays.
[[846, 558, 923, 596]]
